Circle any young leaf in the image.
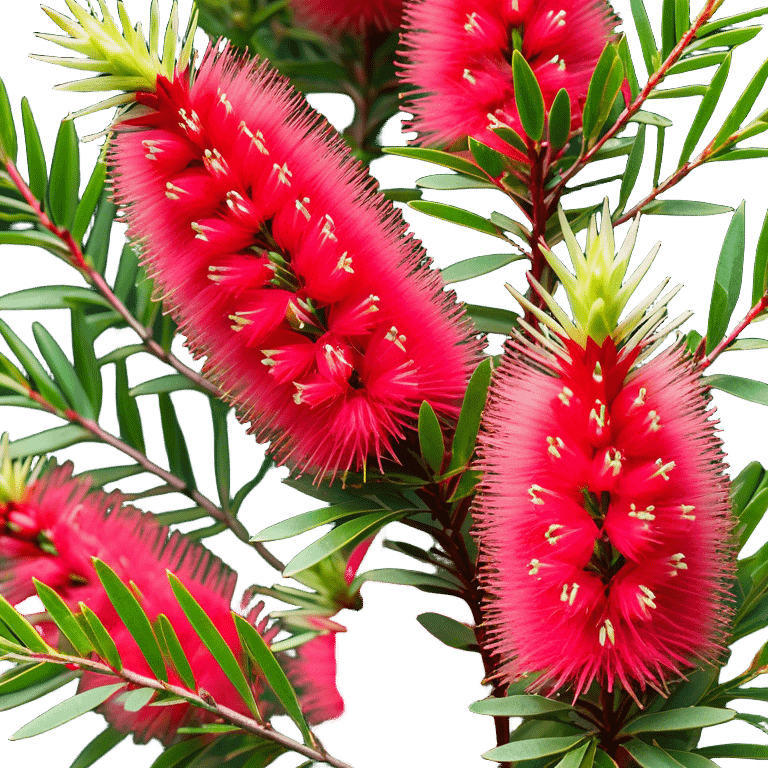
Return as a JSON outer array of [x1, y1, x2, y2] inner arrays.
[[71, 307, 102, 416], [418, 401, 444, 473], [84, 192, 116, 275], [0, 76, 17, 161], [233, 613, 313, 746], [79, 604, 122, 671], [282, 509, 407, 576], [470, 695, 574, 717], [21, 98, 47, 201], [47, 119, 80, 230], [469, 138, 505, 178], [70, 727, 128, 768], [10, 683, 126, 741], [548, 89, 572, 151], [582, 44, 624, 143], [115, 358, 145, 452], [72, 161, 106, 243], [158, 393, 196, 489], [753, 208, 768, 305], [618, 124, 646, 212], [618, 37, 640, 100], [155, 614, 196, 691], [441, 253, 525, 284], [417, 612, 477, 651], [34, 579, 93, 657], [713, 57, 768, 150], [622, 707, 735, 734], [168, 572, 260, 719], [484, 735, 586, 763], [0, 594, 51, 652], [93, 559, 168, 682], [512, 50, 545, 141], [678, 54, 731, 167], [251, 500, 381, 542], [448, 358, 492, 471]]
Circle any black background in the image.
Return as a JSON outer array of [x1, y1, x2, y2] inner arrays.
[[0, 0, 768, 767]]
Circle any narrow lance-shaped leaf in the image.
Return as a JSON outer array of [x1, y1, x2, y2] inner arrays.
[[84, 192, 116, 275], [72, 161, 106, 243], [441, 253, 525, 284], [0, 594, 51, 652], [233, 614, 314, 746], [713, 57, 768, 150], [154, 614, 196, 691], [115, 358, 145, 452], [512, 50, 545, 142], [210, 399, 230, 509], [469, 138, 505, 178], [661, 0, 677, 58], [678, 54, 731, 167], [448, 358, 492, 471], [71, 307, 102, 417], [623, 741, 684, 768], [470, 694, 574, 717], [548, 88, 572, 151], [9, 425, 92, 459], [622, 707, 735, 734], [78, 604, 122, 671], [618, 124, 646, 212], [21, 98, 47, 201], [10, 684, 126, 741], [129, 373, 201, 397], [484, 735, 586, 763], [47, 119, 80, 230], [753, 207, 768, 305], [408, 200, 503, 238], [417, 612, 477, 651], [0, 76, 17, 161], [582, 44, 624, 143], [168, 572, 261, 719], [93, 559, 168, 682], [70, 727, 128, 768], [33, 579, 93, 657], [418, 401, 444, 473], [705, 374, 768, 406], [158, 393, 196, 489], [674, 0, 690, 42]]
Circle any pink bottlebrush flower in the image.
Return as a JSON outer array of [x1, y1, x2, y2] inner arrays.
[[0, 460, 343, 741], [398, 0, 619, 157], [473, 206, 733, 697], [292, 0, 404, 34], [110, 49, 479, 479]]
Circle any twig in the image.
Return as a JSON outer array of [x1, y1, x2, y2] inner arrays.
[[696, 294, 768, 369], [2, 649, 353, 768]]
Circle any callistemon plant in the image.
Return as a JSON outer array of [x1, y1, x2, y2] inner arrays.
[[34, 1, 478, 479], [474, 202, 734, 697], [398, 0, 619, 157], [0, 446, 343, 742]]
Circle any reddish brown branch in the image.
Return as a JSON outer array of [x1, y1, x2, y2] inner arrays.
[[697, 294, 768, 369]]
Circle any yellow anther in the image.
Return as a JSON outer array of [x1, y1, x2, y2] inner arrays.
[[218, 90, 233, 114], [638, 584, 657, 610], [599, 618, 615, 646], [226, 190, 250, 215], [165, 181, 184, 200], [593, 361, 603, 383], [547, 436, 564, 459], [321, 215, 338, 242], [628, 503, 655, 521], [274, 162, 293, 185], [462, 69, 477, 85], [464, 11, 480, 32], [190, 222, 208, 241], [528, 485, 545, 505], [336, 252, 354, 274], [558, 386, 574, 406], [528, 559, 541, 576], [589, 401, 607, 428], [385, 326, 407, 352], [295, 197, 311, 221], [203, 148, 228, 175], [545, 523, 564, 545], [603, 448, 623, 477], [670, 553, 688, 576], [647, 410, 661, 431], [680, 504, 696, 521], [239, 121, 269, 154], [652, 458, 675, 481], [633, 388, 647, 409]]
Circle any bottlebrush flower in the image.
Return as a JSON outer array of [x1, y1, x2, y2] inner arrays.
[[398, 0, 619, 156], [38, 2, 478, 479], [293, 0, 404, 34], [473, 202, 733, 697], [0, 453, 343, 740]]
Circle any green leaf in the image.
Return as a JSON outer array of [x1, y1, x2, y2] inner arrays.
[[0, 318, 67, 408], [465, 304, 518, 335], [129, 374, 202, 397], [697, 744, 768, 760], [662, 0, 677, 58], [442, 253, 525, 284], [698, 8, 768, 36], [382, 147, 486, 178], [70, 727, 128, 768], [78, 605, 121, 671], [729, 338, 768, 351], [112, 244, 139, 303], [706, 374, 768, 405], [33, 322, 95, 419], [71, 308, 102, 416], [34, 580, 92, 657], [353, 568, 459, 595], [548, 89, 572, 151], [512, 50, 545, 141], [119, 687, 155, 713], [381, 187, 423, 202], [283, 510, 407, 576], [9, 425, 92, 459], [158, 393, 196, 489], [675, 0, 690, 41], [417, 612, 477, 651], [753, 208, 768, 305], [641, 200, 733, 216], [470, 694, 574, 717], [0, 663, 61, 695], [98, 345, 145, 367], [154, 614, 196, 691], [469, 138, 505, 178], [21, 98, 47, 201], [76, 463, 143, 487], [484, 735, 586, 763], [0, 229, 66, 253], [47, 119, 80, 230], [72, 161, 106, 243], [690, 27, 762, 55], [10, 683, 125, 740], [624, 741, 685, 768], [666, 750, 720, 768], [210, 399, 230, 509], [448, 358, 492, 471], [714, 57, 768, 149], [618, 37, 640, 100], [115, 358, 145, 452], [153, 507, 209, 525], [583, 44, 624, 143], [233, 614, 313, 745], [0, 669, 78, 712], [732, 462, 765, 514], [251, 500, 382, 542], [650, 85, 709, 99], [0, 594, 51, 652], [93, 559, 168, 681], [679, 54, 731, 167], [739, 488, 768, 551], [619, 124, 646, 212], [668, 52, 728, 76], [148, 738, 206, 768], [556, 742, 596, 768], [84, 192, 116, 275], [415, 174, 494, 191], [623, 707, 734, 734], [706, 202, 746, 352], [418, 401, 444, 473], [0, 285, 110, 311], [0, 77, 17, 161], [490, 212, 531, 240], [168, 572, 260, 719], [629, 0, 657, 74], [408, 200, 502, 238]]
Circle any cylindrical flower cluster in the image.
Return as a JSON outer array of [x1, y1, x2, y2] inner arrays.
[[474, 209, 733, 696], [399, 0, 619, 157], [111, 50, 479, 478], [0, 462, 342, 741]]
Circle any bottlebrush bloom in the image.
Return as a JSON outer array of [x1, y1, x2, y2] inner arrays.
[[398, 0, 619, 156], [36, 1, 477, 479], [293, 0, 404, 34], [0, 453, 343, 740], [473, 202, 733, 697]]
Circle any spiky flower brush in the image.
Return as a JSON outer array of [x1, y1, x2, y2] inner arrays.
[[473, 202, 734, 698]]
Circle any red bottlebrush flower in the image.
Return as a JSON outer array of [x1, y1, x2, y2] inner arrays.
[[110, 50, 479, 479], [293, 0, 404, 33], [473, 206, 733, 697], [398, 0, 619, 156], [0, 460, 343, 741]]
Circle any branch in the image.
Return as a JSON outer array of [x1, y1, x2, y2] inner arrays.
[[696, 294, 768, 369], [1, 649, 353, 768]]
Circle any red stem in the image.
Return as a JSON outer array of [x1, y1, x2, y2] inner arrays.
[[697, 294, 768, 369]]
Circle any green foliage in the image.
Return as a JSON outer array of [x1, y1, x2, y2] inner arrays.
[[448, 358, 492, 472], [484, 735, 587, 763], [418, 401, 444, 474], [416, 612, 477, 651], [470, 695, 574, 718]]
